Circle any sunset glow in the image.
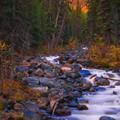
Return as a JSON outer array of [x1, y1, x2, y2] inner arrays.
[[69, 0, 89, 14]]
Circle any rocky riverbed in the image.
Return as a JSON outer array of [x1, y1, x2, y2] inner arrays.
[[1, 49, 120, 120]]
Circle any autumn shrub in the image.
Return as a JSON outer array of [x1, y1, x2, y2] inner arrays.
[[87, 41, 120, 68], [0, 80, 43, 102]]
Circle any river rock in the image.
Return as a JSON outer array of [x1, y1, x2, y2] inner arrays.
[[99, 116, 116, 120], [66, 72, 81, 79], [72, 63, 82, 72], [77, 104, 88, 110], [40, 62, 52, 71], [15, 66, 28, 72], [79, 79, 92, 91]]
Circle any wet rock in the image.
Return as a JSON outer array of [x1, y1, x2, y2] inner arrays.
[[113, 91, 117, 95], [99, 116, 116, 120], [115, 81, 120, 86], [89, 87, 96, 92], [82, 82, 92, 91], [77, 104, 88, 110], [79, 79, 92, 91], [55, 107, 71, 116], [26, 77, 58, 88], [106, 73, 115, 78], [79, 70, 91, 77]]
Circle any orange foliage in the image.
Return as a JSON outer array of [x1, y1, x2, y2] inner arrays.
[[0, 41, 9, 52], [87, 42, 120, 68]]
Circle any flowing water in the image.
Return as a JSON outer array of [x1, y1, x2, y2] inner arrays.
[[68, 69, 120, 120], [46, 56, 120, 120]]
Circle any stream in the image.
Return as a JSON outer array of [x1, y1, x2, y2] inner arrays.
[[21, 55, 120, 120]]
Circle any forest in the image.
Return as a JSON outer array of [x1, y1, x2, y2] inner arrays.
[[0, 0, 120, 120]]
